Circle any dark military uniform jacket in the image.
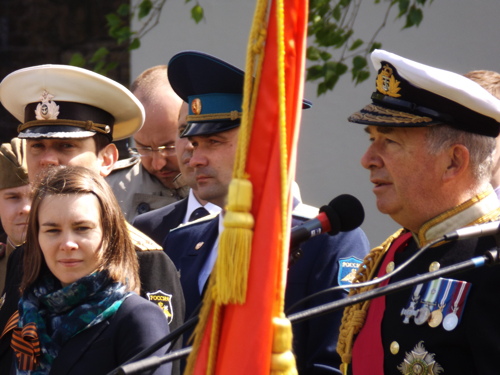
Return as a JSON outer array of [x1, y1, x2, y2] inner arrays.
[[106, 157, 189, 222], [342, 189, 500, 375], [163, 213, 370, 374], [0, 225, 185, 375]]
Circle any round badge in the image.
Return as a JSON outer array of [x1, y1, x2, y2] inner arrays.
[[443, 312, 459, 331], [385, 261, 395, 274], [191, 98, 202, 115], [414, 306, 430, 325], [428, 309, 443, 328]]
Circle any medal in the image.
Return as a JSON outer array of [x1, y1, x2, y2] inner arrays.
[[401, 283, 424, 324], [428, 278, 453, 328], [415, 279, 441, 326], [443, 281, 470, 332]]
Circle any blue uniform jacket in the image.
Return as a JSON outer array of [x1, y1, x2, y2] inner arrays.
[[163, 215, 369, 374], [133, 198, 188, 245]]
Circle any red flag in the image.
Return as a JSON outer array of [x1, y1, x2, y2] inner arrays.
[[188, 0, 308, 372]]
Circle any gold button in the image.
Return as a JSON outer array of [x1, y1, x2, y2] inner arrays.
[[386, 261, 395, 274], [195, 242, 204, 250], [429, 261, 440, 272], [390, 341, 399, 355]]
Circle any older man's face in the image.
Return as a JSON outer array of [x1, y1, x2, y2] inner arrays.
[[361, 125, 448, 231]]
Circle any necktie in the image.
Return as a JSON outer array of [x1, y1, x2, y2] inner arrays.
[[189, 207, 210, 222]]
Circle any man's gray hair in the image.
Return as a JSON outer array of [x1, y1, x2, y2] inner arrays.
[[426, 124, 495, 183]]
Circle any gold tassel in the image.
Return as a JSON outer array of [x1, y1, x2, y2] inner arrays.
[[215, 178, 254, 305], [270, 316, 297, 375]]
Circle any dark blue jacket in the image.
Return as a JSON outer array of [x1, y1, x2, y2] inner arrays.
[[7, 293, 171, 375], [163, 214, 369, 374], [133, 198, 188, 245]]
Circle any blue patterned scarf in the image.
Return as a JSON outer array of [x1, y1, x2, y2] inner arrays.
[[15, 271, 130, 374]]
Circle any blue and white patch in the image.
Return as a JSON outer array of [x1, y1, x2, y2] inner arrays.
[[338, 256, 363, 290]]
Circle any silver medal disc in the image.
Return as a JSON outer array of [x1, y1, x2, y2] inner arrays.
[[443, 312, 458, 331], [414, 306, 430, 325]]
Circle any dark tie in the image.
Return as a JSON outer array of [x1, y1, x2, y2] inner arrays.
[[189, 207, 210, 222]]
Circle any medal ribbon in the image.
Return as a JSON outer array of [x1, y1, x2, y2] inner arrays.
[[351, 232, 412, 375]]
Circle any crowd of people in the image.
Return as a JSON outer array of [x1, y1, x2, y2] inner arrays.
[[0, 47, 499, 375]]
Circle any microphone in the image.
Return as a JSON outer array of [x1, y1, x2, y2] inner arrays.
[[443, 221, 500, 241], [290, 194, 365, 250]]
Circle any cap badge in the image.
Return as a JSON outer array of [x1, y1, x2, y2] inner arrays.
[[191, 98, 202, 115], [35, 90, 60, 120], [376, 64, 401, 98]]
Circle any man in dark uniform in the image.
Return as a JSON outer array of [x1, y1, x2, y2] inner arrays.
[[0, 64, 184, 374], [162, 51, 370, 374], [132, 101, 221, 245], [336, 50, 500, 375]]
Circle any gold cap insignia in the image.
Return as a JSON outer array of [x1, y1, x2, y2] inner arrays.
[[35, 90, 60, 120], [376, 64, 401, 98], [191, 98, 202, 115]]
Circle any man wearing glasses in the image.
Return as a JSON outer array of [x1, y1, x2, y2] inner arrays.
[[107, 65, 189, 222]]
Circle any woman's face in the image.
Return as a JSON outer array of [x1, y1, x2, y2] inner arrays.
[[38, 193, 103, 287]]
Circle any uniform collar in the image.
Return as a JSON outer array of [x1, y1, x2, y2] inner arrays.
[[414, 187, 500, 247]]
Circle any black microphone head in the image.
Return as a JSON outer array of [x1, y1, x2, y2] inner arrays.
[[319, 194, 365, 235]]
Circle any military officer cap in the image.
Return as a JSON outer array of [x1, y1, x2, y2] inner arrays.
[[0, 64, 145, 141], [167, 50, 312, 137], [0, 138, 28, 191], [349, 49, 500, 137]]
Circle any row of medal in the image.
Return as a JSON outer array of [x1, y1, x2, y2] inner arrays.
[[400, 277, 471, 331]]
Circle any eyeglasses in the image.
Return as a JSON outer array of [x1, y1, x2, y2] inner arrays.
[[128, 145, 176, 157]]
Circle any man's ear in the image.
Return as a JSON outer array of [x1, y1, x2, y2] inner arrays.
[[97, 143, 118, 177], [443, 144, 469, 182]]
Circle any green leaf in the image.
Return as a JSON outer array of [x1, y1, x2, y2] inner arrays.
[[333, 4, 342, 22], [355, 70, 371, 85], [191, 4, 204, 24], [349, 38, 364, 51], [370, 42, 382, 52], [319, 51, 332, 61], [306, 46, 321, 61], [116, 3, 130, 17], [406, 6, 423, 27], [69, 53, 86, 67], [138, 0, 153, 19], [306, 64, 325, 81], [398, 0, 410, 17], [129, 37, 141, 50], [106, 13, 122, 28], [317, 81, 327, 96], [90, 47, 109, 63], [352, 55, 367, 70]]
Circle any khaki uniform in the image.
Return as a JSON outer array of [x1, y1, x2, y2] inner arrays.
[[107, 157, 189, 222]]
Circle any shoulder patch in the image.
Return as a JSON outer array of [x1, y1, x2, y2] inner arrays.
[[111, 156, 140, 172], [338, 256, 363, 290], [127, 222, 162, 251], [146, 290, 174, 324]]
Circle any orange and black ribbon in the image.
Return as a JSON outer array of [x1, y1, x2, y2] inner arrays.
[[6, 311, 41, 371]]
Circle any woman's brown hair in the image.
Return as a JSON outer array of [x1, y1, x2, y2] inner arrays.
[[21, 165, 139, 293]]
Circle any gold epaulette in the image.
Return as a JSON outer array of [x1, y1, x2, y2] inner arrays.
[[169, 212, 220, 233], [337, 228, 405, 374], [110, 156, 140, 173], [126, 222, 162, 251]]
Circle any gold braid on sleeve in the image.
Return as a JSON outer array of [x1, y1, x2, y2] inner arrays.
[[337, 228, 405, 375]]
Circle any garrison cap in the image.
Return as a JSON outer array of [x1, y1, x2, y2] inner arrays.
[[349, 50, 500, 137], [0, 64, 145, 141], [167, 51, 312, 137], [0, 138, 29, 191]]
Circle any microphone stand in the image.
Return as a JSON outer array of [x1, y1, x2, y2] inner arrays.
[[108, 248, 499, 374]]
